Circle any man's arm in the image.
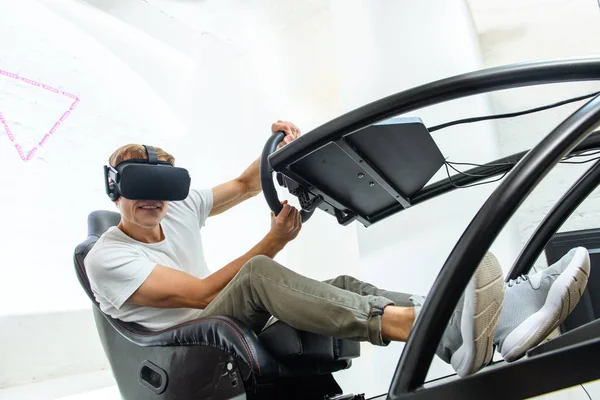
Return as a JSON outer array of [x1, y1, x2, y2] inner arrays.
[[209, 158, 261, 217], [129, 203, 302, 309], [129, 233, 283, 308], [209, 120, 301, 217]]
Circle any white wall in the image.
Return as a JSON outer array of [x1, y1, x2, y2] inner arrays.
[[471, 0, 600, 270], [0, 0, 340, 388], [0, 0, 192, 386], [0, 0, 192, 317], [325, 0, 523, 396], [470, 0, 600, 397]]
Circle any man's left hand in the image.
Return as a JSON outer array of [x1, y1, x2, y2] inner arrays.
[[272, 120, 301, 149]]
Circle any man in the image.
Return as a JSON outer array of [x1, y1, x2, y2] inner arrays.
[[86, 120, 591, 378]]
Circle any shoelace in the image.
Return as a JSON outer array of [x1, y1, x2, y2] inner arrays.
[[507, 275, 529, 287]]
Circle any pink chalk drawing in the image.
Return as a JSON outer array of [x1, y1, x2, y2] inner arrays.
[[0, 69, 80, 162]]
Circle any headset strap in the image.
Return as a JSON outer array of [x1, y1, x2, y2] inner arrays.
[[143, 145, 158, 164]]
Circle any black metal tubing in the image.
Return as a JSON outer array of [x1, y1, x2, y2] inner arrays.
[[507, 159, 600, 280], [388, 94, 600, 398], [261, 58, 600, 398], [527, 316, 600, 358], [270, 58, 600, 171], [384, 336, 600, 400]]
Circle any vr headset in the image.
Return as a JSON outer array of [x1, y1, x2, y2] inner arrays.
[[104, 145, 191, 201]]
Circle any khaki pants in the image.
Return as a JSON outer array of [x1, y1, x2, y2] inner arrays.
[[199, 255, 416, 346]]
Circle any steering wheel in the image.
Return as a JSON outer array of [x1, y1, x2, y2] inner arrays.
[[260, 131, 315, 223]]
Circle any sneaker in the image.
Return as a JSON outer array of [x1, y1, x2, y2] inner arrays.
[[412, 252, 505, 377], [494, 246, 591, 362]]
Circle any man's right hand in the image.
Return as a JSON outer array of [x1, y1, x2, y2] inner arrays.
[[268, 201, 302, 245]]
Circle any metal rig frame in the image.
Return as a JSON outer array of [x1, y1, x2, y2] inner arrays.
[[268, 57, 600, 399]]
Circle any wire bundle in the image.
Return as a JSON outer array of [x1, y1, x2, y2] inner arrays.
[[430, 90, 600, 188]]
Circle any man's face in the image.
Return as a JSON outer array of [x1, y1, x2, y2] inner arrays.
[[117, 197, 169, 229]]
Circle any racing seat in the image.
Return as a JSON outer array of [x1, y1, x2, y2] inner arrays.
[[73, 210, 360, 400]]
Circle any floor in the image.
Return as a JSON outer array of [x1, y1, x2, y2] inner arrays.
[[0, 370, 120, 400], [1, 369, 599, 399]]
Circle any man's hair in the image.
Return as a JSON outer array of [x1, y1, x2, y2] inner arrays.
[[109, 144, 175, 167]]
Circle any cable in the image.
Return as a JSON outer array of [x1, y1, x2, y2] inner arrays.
[[445, 160, 515, 168], [560, 156, 600, 164], [424, 88, 600, 188], [444, 159, 514, 188], [372, 393, 388, 400], [427, 90, 600, 188], [581, 384, 591, 400], [442, 153, 600, 190], [444, 161, 510, 188], [446, 162, 496, 177], [563, 149, 600, 160], [560, 149, 600, 164], [428, 91, 600, 133]]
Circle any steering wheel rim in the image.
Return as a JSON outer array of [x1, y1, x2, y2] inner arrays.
[[260, 131, 314, 223]]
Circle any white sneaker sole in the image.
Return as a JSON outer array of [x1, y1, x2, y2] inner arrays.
[[501, 247, 590, 362], [450, 253, 505, 377]]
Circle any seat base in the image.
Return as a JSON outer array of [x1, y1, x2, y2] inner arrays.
[[258, 318, 360, 367], [250, 373, 344, 400]]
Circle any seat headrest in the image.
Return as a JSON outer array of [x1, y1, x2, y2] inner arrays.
[[74, 210, 121, 304], [88, 210, 121, 237]]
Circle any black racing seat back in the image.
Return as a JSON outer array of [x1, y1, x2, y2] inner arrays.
[[270, 117, 444, 224], [74, 211, 155, 334], [74, 210, 121, 304]]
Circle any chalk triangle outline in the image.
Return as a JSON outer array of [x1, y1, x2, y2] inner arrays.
[[0, 69, 79, 162]]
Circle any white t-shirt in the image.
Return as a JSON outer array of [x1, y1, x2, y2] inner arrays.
[[85, 188, 214, 330]]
